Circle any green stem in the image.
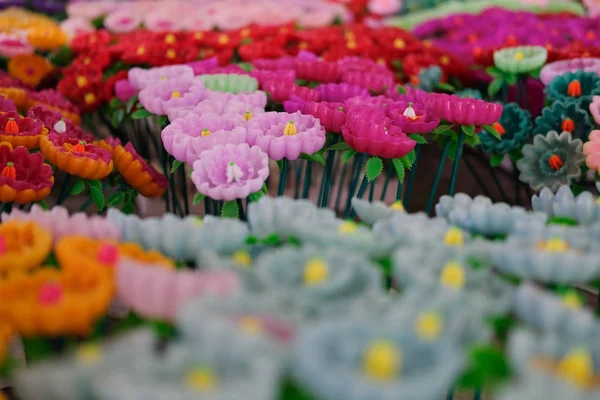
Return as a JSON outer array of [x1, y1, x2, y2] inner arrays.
[[56, 174, 72, 205], [334, 162, 348, 214], [178, 165, 189, 216], [380, 162, 394, 201], [513, 161, 521, 206], [320, 141, 338, 208], [278, 159, 288, 196], [79, 196, 94, 212], [368, 179, 375, 202], [301, 160, 312, 199], [356, 175, 369, 200], [344, 153, 367, 218], [448, 131, 465, 196], [425, 140, 451, 214], [446, 389, 454, 400], [463, 153, 494, 200], [473, 389, 481, 400], [481, 149, 510, 203], [502, 81, 508, 104], [0, 202, 12, 214], [204, 198, 211, 216], [294, 161, 302, 199], [404, 144, 420, 207]]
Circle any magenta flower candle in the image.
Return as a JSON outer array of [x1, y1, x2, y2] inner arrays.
[[341, 71, 395, 92], [294, 60, 342, 83], [114, 79, 138, 103], [191, 143, 269, 201], [161, 113, 247, 163], [316, 83, 369, 103], [27, 105, 93, 142], [250, 69, 296, 88], [427, 94, 503, 126], [540, 58, 600, 86], [387, 102, 441, 134], [138, 79, 205, 116], [262, 80, 320, 103], [342, 106, 416, 159], [303, 101, 347, 134], [128, 65, 195, 90], [246, 111, 326, 160]]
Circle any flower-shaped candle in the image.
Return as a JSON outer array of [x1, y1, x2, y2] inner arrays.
[[107, 209, 249, 261], [513, 283, 597, 337], [246, 111, 326, 161], [583, 130, 600, 174], [493, 46, 548, 74], [0, 220, 52, 274], [294, 60, 342, 83], [117, 259, 240, 322], [545, 71, 600, 107], [387, 101, 440, 134], [14, 329, 157, 400], [293, 320, 465, 400], [262, 80, 320, 103], [199, 73, 258, 94], [112, 142, 168, 198], [250, 69, 296, 88], [128, 65, 195, 90], [93, 322, 283, 400], [427, 94, 503, 126], [351, 198, 406, 226], [590, 96, 600, 125], [139, 79, 205, 116], [316, 82, 369, 103], [253, 245, 384, 320], [0, 112, 46, 149], [0, 97, 16, 113], [490, 224, 600, 284], [3, 204, 121, 243], [479, 103, 533, 155], [0, 73, 29, 109], [191, 143, 269, 201], [501, 328, 600, 399], [204, 89, 268, 109], [517, 131, 585, 192], [184, 97, 265, 126], [341, 70, 395, 92], [0, 143, 54, 203], [394, 244, 512, 313], [532, 185, 600, 227], [40, 132, 114, 180], [436, 193, 547, 237], [342, 106, 416, 159], [27, 105, 93, 142], [533, 101, 593, 141], [541, 58, 600, 86], [161, 113, 247, 163], [0, 267, 112, 336], [26, 89, 80, 124], [247, 196, 337, 241]]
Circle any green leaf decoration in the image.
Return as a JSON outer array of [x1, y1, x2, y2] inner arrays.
[[300, 152, 326, 165], [400, 149, 416, 169], [456, 345, 511, 389], [109, 98, 123, 109], [276, 160, 284, 170], [238, 62, 253, 72], [263, 234, 281, 246], [69, 178, 86, 195], [391, 158, 405, 182], [461, 125, 475, 136], [192, 193, 205, 205], [34, 200, 49, 210], [87, 179, 102, 190], [89, 185, 105, 211], [221, 200, 239, 218], [365, 157, 383, 182], [397, 85, 407, 95], [505, 73, 517, 86], [171, 160, 183, 174], [490, 153, 504, 167], [464, 134, 481, 148], [408, 134, 427, 144], [432, 124, 453, 136], [261, 184, 268, 194], [249, 191, 264, 202], [529, 68, 541, 80], [487, 77, 504, 97], [157, 115, 168, 127], [126, 95, 139, 114], [48, 45, 73, 68], [342, 149, 356, 164], [483, 124, 501, 140], [106, 192, 126, 207], [111, 109, 125, 129], [436, 82, 455, 92], [131, 109, 153, 119], [327, 141, 352, 151], [486, 66, 503, 77]]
